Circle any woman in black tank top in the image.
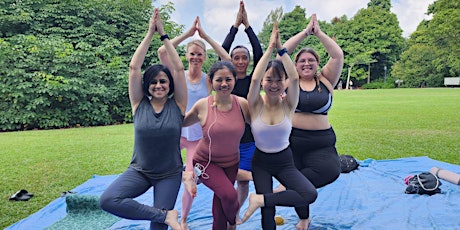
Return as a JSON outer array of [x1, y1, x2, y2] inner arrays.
[[274, 13, 345, 229]]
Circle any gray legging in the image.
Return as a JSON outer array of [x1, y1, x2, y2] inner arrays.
[[99, 167, 181, 230]]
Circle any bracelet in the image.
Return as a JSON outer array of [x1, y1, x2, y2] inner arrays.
[[160, 34, 169, 41], [278, 47, 288, 56]]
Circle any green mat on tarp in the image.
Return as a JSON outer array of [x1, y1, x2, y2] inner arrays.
[[46, 194, 120, 230]]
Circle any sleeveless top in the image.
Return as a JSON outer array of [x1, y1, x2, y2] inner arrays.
[[181, 70, 208, 141], [251, 105, 292, 153], [296, 81, 332, 115], [194, 95, 244, 168], [130, 97, 184, 179]]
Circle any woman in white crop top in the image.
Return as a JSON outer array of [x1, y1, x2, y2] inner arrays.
[[241, 22, 317, 230]]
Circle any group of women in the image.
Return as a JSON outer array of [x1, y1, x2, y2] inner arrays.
[[98, 1, 344, 230]]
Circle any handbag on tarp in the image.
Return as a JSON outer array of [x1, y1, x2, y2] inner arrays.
[[405, 172, 441, 195]]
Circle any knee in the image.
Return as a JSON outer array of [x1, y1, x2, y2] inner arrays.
[[99, 191, 119, 212], [99, 193, 110, 211], [220, 190, 238, 207], [237, 181, 249, 189], [301, 189, 318, 204], [223, 189, 238, 202]]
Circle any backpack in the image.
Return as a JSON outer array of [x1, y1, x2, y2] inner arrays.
[[339, 155, 359, 173]]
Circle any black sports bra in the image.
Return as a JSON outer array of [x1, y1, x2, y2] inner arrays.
[[295, 81, 332, 115]]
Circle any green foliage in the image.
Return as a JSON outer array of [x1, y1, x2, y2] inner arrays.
[[367, 0, 391, 10], [258, 3, 405, 85], [0, 0, 187, 131], [392, 0, 459, 86], [258, 6, 284, 49], [361, 81, 395, 89], [338, 6, 405, 82]]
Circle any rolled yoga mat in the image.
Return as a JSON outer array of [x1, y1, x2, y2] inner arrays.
[[46, 194, 120, 230], [430, 167, 460, 185]]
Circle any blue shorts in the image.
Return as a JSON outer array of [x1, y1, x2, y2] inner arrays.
[[239, 142, 255, 171]]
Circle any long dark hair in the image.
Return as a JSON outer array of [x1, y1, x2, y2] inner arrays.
[[266, 59, 287, 79], [143, 64, 174, 97], [208, 61, 236, 81]]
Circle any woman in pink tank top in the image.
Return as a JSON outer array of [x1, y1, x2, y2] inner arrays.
[[183, 61, 250, 230]]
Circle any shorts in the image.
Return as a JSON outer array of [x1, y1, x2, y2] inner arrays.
[[238, 142, 255, 171]]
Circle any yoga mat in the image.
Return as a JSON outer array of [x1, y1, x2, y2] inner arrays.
[[46, 194, 120, 230], [7, 157, 460, 229]]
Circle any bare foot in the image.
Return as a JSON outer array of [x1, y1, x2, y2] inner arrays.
[[242, 193, 264, 223], [236, 215, 242, 225], [273, 184, 286, 193], [296, 218, 310, 230], [182, 171, 197, 198], [164, 210, 181, 230], [180, 220, 189, 230], [227, 223, 236, 230]]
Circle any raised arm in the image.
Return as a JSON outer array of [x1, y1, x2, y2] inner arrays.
[[279, 50, 299, 113], [247, 23, 280, 113], [282, 14, 343, 86], [221, 1, 243, 53], [242, 2, 263, 77], [129, 11, 156, 114], [309, 14, 343, 87], [196, 17, 231, 62], [158, 17, 198, 69], [155, 9, 187, 115]]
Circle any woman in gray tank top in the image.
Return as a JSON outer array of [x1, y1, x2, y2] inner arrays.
[[99, 9, 187, 230]]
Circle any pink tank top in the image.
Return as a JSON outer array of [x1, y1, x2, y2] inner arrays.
[[194, 95, 244, 167]]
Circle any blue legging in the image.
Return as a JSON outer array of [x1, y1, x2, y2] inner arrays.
[[252, 147, 317, 229], [99, 167, 181, 230]]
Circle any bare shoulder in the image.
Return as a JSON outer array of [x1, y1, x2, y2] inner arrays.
[[236, 96, 249, 106], [318, 75, 335, 94]]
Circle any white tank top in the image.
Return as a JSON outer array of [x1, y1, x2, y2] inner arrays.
[[251, 106, 292, 153]]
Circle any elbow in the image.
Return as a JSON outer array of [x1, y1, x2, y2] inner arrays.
[[129, 64, 140, 73], [157, 46, 166, 56], [220, 55, 231, 62], [175, 64, 185, 73], [331, 47, 344, 60]]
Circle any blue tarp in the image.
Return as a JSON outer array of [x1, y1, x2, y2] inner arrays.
[[7, 156, 460, 229]]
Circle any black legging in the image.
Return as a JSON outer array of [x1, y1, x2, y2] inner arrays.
[[252, 147, 317, 229], [290, 127, 341, 218]]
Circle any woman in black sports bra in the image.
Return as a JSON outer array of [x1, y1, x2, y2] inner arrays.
[[274, 13, 344, 229]]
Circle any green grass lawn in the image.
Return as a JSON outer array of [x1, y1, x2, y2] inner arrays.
[[1, 88, 459, 228]]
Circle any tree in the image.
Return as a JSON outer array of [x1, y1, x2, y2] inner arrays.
[[392, 0, 459, 87], [258, 5, 342, 70], [0, 0, 185, 131], [258, 6, 284, 49], [337, 1, 405, 86]]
